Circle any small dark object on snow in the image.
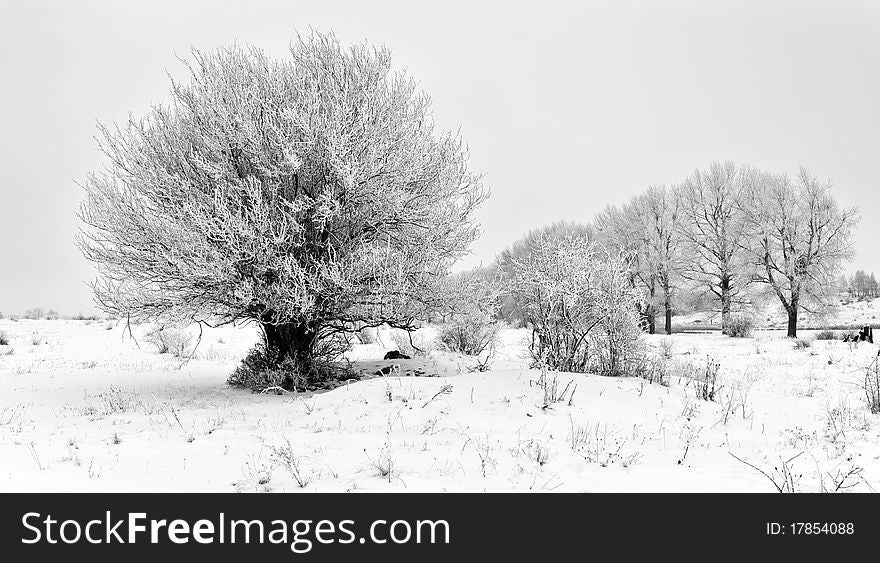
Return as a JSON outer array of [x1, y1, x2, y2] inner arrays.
[[383, 350, 411, 360], [373, 365, 395, 376]]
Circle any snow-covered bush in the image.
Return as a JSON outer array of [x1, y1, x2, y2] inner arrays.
[[228, 347, 289, 392], [436, 269, 503, 356], [815, 330, 838, 341], [354, 326, 380, 345], [23, 308, 43, 320], [228, 346, 313, 393], [0, 331, 9, 346], [230, 332, 351, 393], [501, 234, 644, 376], [726, 314, 754, 338], [145, 326, 192, 357], [495, 221, 596, 327], [689, 355, 722, 402], [633, 355, 671, 387], [439, 310, 501, 356], [390, 329, 434, 357]]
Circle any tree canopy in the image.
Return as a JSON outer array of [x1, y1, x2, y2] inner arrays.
[[79, 33, 488, 374]]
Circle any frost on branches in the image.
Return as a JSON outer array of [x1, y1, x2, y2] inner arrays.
[[77, 32, 488, 384], [436, 269, 503, 358], [502, 234, 644, 376], [739, 167, 858, 338]]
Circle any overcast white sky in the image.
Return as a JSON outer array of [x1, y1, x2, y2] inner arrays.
[[0, 0, 877, 315]]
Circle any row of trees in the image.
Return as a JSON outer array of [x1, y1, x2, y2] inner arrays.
[[840, 270, 879, 300], [495, 162, 859, 339], [588, 162, 858, 338]]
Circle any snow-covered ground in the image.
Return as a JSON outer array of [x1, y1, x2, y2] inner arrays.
[[674, 295, 880, 330], [1, 316, 879, 492]]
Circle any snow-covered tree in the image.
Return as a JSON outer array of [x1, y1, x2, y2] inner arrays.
[[739, 167, 858, 337], [501, 234, 644, 375], [678, 161, 754, 334], [78, 33, 488, 378], [845, 270, 879, 300], [595, 186, 683, 334], [495, 221, 596, 326]]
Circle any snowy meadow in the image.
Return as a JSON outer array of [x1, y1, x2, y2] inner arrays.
[[1, 31, 876, 496], [1, 306, 879, 493]]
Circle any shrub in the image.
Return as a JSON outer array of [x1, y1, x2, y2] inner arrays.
[[23, 308, 44, 320], [726, 314, 755, 338], [634, 356, 671, 387], [688, 355, 722, 402], [794, 338, 811, 350], [354, 326, 380, 345], [658, 337, 675, 359], [503, 235, 643, 375], [434, 267, 503, 361], [815, 330, 838, 341], [390, 329, 434, 358], [228, 347, 289, 392], [70, 312, 100, 321], [45, 310, 60, 320], [439, 310, 501, 356], [145, 326, 192, 357], [495, 221, 596, 326], [0, 331, 9, 346], [228, 346, 330, 393]]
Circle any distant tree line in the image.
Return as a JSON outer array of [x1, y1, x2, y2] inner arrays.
[[841, 270, 879, 300], [496, 161, 859, 338]]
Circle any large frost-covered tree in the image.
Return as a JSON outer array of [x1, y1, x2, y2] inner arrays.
[[78, 33, 488, 376], [739, 167, 858, 338], [679, 161, 753, 334]]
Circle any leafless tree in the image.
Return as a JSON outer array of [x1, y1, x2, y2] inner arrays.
[[679, 161, 754, 334], [843, 270, 878, 300], [78, 32, 488, 375], [739, 167, 858, 337], [596, 186, 682, 334], [594, 204, 651, 327]]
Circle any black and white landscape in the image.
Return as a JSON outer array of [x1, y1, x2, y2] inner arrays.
[[1, 1, 879, 493]]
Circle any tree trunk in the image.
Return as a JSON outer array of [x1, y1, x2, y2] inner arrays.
[[647, 308, 656, 334], [720, 275, 731, 335], [262, 322, 318, 374], [664, 304, 673, 335], [786, 306, 798, 338]]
